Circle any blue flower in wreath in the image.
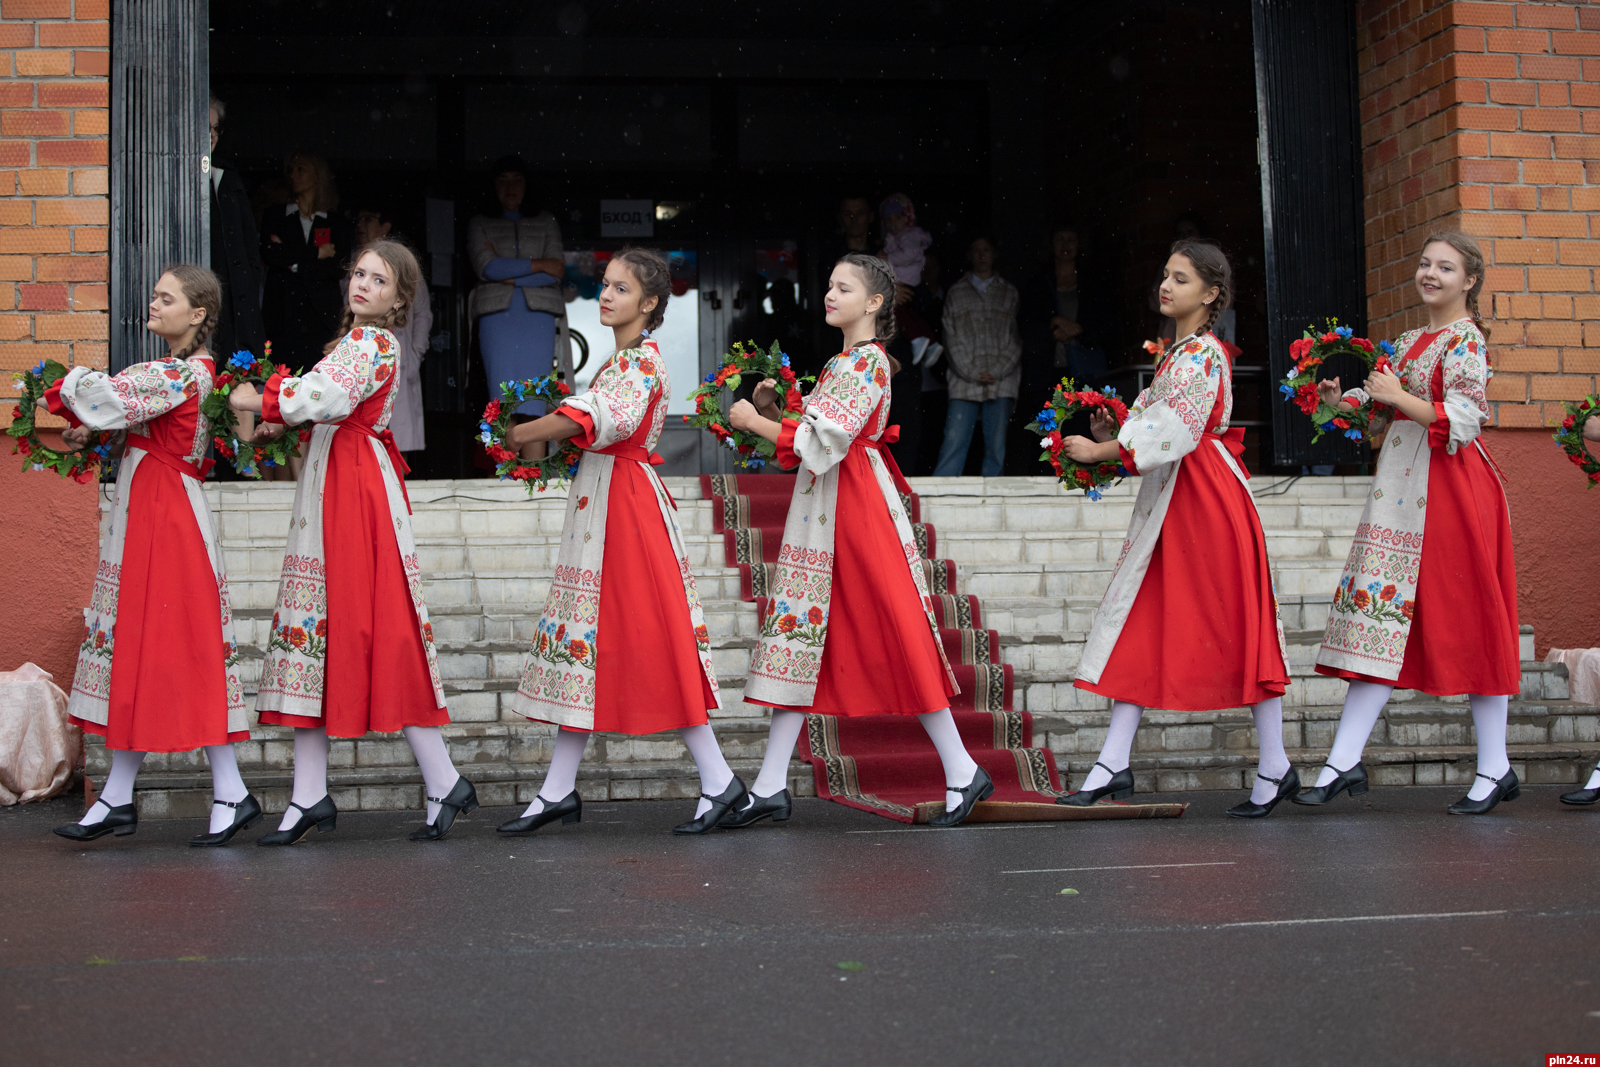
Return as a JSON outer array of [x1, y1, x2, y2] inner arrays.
[[1035, 408, 1057, 432], [1344, 428, 1363, 440], [1280, 383, 1296, 399], [746, 455, 765, 470], [229, 350, 255, 369], [1335, 325, 1354, 340], [1086, 487, 1103, 502], [1379, 339, 1396, 357], [31, 360, 45, 375], [780, 353, 791, 368]]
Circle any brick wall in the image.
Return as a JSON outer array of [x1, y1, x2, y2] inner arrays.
[[0, 0, 107, 429], [1360, 0, 1600, 426]]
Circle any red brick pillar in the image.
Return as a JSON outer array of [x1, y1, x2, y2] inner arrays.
[[0, 0, 107, 683]]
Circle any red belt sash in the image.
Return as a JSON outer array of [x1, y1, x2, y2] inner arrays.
[[854, 425, 913, 496], [1206, 425, 1248, 478], [339, 420, 412, 513], [592, 438, 674, 508], [126, 434, 212, 481]]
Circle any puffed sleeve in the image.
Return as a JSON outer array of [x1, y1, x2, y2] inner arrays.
[[49, 359, 202, 432], [1115, 335, 1222, 476], [777, 345, 890, 476], [1431, 326, 1490, 453], [264, 326, 397, 425], [558, 345, 663, 450]]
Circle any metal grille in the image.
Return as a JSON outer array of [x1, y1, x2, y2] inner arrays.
[[110, 0, 209, 371], [1252, 0, 1368, 467]]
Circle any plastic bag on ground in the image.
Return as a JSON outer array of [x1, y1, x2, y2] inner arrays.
[[0, 663, 80, 805]]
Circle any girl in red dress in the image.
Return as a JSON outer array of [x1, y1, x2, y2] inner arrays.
[[229, 240, 476, 843], [497, 249, 739, 836], [723, 252, 990, 828], [1298, 232, 1521, 815], [1055, 241, 1294, 817], [48, 265, 257, 845]]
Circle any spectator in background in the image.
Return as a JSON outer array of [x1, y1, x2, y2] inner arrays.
[[1015, 223, 1105, 473], [207, 93, 264, 359], [934, 236, 1021, 477], [880, 192, 938, 365], [916, 247, 949, 473], [468, 155, 565, 460], [350, 200, 431, 454], [261, 150, 352, 372]]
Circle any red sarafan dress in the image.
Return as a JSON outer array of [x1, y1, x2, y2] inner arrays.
[[254, 326, 450, 736], [744, 342, 958, 716], [1075, 332, 1290, 710], [513, 339, 721, 733], [46, 354, 249, 751], [1315, 321, 1519, 695]]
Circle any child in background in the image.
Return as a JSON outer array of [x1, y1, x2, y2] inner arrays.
[[880, 192, 938, 365]]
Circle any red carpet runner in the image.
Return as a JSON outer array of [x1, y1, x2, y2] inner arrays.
[[703, 473, 1066, 822]]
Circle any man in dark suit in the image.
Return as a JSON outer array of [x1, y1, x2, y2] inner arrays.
[[208, 94, 265, 358]]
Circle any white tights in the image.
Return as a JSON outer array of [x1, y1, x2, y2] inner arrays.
[[1315, 681, 1511, 800], [744, 707, 980, 812], [276, 725, 463, 831], [1077, 698, 1291, 805], [82, 745, 250, 833], [519, 724, 737, 820]]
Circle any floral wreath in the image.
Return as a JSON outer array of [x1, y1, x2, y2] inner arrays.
[[1278, 320, 1395, 445], [478, 372, 583, 494], [683, 339, 813, 470], [6, 358, 108, 483], [1554, 394, 1600, 488], [203, 344, 309, 477], [1025, 377, 1131, 501]]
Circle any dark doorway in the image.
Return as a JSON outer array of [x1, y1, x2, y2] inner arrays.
[[208, 1, 1287, 476]]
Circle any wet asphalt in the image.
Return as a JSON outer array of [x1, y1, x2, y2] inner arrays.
[[3, 786, 1598, 1067]]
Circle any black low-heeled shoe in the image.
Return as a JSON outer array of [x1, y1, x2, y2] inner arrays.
[[1560, 782, 1600, 806], [719, 788, 793, 829], [928, 766, 995, 827], [497, 790, 581, 834], [674, 775, 749, 835], [1226, 767, 1301, 819], [257, 795, 338, 846], [1291, 761, 1368, 805], [1056, 762, 1134, 807], [1447, 768, 1520, 815], [410, 776, 479, 841], [189, 794, 263, 847], [53, 799, 137, 841]]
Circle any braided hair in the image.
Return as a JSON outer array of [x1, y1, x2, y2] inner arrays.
[[612, 246, 672, 332], [836, 251, 898, 341], [325, 239, 420, 354], [1421, 230, 1491, 342], [1164, 239, 1233, 352], [158, 263, 222, 359]]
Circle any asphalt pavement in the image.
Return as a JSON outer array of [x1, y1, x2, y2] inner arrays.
[[3, 786, 1598, 1066]]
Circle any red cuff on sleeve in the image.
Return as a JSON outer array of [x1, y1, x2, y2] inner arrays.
[[561, 404, 598, 450], [261, 372, 286, 424], [42, 380, 82, 427], [775, 418, 803, 470], [1427, 402, 1450, 449], [1117, 443, 1140, 476]]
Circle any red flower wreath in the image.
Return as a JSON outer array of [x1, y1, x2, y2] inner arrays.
[[1025, 376, 1131, 500], [1553, 393, 1600, 488]]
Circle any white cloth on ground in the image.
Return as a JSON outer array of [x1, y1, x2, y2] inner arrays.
[[0, 663, 79, 805], [1545, 648, 1600, 706]]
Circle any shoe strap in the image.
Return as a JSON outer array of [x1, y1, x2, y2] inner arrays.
[[1093, 761, 1118, 776], [213, 796, 250, 809], [1475, 771, 1502, 785], [1325, 763, 1358, 781], [1256, 770, 1288, 786]]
